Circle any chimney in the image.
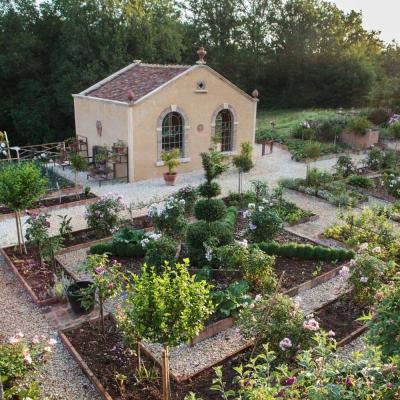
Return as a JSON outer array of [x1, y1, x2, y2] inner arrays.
[[196, 47, 207, 64]]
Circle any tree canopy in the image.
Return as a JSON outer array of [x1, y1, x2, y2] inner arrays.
[[0, 0, 399, 146]]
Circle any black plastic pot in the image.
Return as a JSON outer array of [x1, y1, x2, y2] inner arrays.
[[67, 281, 95, 315]]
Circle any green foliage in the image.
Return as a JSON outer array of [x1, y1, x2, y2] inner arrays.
[[118, 259, 214, 347], [366, 147, 384, 170], [89, 242, 113, 255], [194, 198, 226, 222], [324, 205, 399, 259], [210, 280, 250, 318], [112, 227, 146, 257], [382, 172, 400, 198], [161, 149, 180, 174], [368, 283, 400, 358], [210, 333, 400, 399], [0, 162, 47, 211], [148, 197, 187, 240], [389, 121, 400, 139], [306, 168, 334, 188], [198, 151, 228, 199], [69, 152, 88, 172], [346, 174, 374, 188], [347, 116, 369, 135], [238, 294, 315, 361], [335, 155, 357, 177], [144, 235, 177, 271], [0, 332, 56, 398], [173, 185, 198, 216], [186, 207, 236, 262], [257, 241, 355, 262], [79, 253, 123, 334], [367, 108, 391, 125], [232, 142, 254, 172], [85, 194, 125, 237], [348, 253, 395, 306], [302, 141, 321, 161], [246, 204, 283, 242]]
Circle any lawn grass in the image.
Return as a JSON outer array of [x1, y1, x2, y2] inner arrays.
[[256, 108, 337, 137]]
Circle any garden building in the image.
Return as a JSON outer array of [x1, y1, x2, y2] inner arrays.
[[73, 48, 259, 182]]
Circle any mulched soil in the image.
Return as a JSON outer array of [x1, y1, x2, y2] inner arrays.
[[65, 316, 245, 400], [315, 295, 368, 342], [0, 193, 97, 215], [275, 257, 339, 291], [3, 246, 55, 300]]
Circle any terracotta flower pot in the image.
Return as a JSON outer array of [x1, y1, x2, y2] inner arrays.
[[163, 172, 177, 186]]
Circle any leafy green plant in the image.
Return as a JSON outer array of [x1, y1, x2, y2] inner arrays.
[[0, 332, 56, 399], [382, 172, 400, 197], [85, 193, 126, 237], [111, 226, 146, 257], [346, 174, 374, 188], [197, 151, 228, 199], [367, 282, 400, 358], [161, 148, 180, 174], [148, 197, 187, 240], [143, 235, 177, 271], [238, 294, 315, 361], [348, 252, 395, 306], [79, 253, 123, 336], [257, 241, 354, 262], [211, 280, 250, 318], [69, 152, 88, 192], [245, 204, 283, 242], [210, 333, 400, 399], [232, 141, 254, 193], [58, 214, 73, 241], [0, 162, 47, 254], [117, 259, 214, 399], [194, 198, 226, 222], [366, 147, 384, 170], [347, 116, 369, 135], [335, 155, 357, 177], [173, 185, 198, 216]]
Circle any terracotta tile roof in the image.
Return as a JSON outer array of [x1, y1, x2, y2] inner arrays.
[[85, 63, 191, 102]]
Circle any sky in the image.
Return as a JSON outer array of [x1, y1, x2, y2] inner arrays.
[[332, 0, 400, 43]]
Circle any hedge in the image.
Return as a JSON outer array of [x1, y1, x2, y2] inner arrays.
[[257, 241, 354, 262], [89, 241, 146, 258]]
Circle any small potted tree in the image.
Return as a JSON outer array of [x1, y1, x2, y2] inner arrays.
[[161, 149, 180, 186], [118, 259, 214, 400]]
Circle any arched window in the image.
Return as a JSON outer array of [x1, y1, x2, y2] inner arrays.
[[161, 112, 184, 155], [215, 109, 233, 152]]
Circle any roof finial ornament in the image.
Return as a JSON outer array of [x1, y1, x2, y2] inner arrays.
[[127, 90, 135, 102], [196, 47, 207, 65], [252, 89, 259, 98]]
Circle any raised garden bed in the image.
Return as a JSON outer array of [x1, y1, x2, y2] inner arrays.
[[315, 294, 369, 346], [60, 315, 249, 400], [355, 176, 398, 202], [0, 191, 98, 220], [0, 245, 75, 306]]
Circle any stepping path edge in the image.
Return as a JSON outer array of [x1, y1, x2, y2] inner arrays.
[[0, 246, 60, 307]]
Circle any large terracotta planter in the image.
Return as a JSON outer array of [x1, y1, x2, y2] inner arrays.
[[163, 172, 177, 186], [340, 130, 380, 150]]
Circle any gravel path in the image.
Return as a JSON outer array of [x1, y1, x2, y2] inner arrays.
[[0, 254, 101, 400]]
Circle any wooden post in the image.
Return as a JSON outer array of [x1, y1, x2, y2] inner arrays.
[[161, 347, 170, 400]]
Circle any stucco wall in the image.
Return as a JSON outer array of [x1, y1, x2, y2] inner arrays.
[[130, 65, 257, 182], [73, 97, 129, 157]]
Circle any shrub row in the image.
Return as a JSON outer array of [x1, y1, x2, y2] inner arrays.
[[89, 241, 145, 258], [257, 241, 354, 262]]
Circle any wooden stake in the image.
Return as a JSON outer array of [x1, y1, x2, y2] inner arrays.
[[15, 211, 22, 254], [161, 347, 170, 400]]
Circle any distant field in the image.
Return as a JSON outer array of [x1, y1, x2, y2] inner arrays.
[[256, 109, 337, 137]]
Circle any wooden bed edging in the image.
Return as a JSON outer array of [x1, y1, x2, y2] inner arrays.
[[59, 328, 113, 400], [0, 246, 59, 307]]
